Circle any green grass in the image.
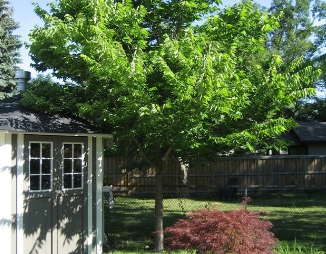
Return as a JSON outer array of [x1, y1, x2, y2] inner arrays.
[[274, 240, 324, 254], [104, 190, 326, 253]]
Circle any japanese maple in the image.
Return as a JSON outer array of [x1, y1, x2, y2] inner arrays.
[[164, 204, 278, 253]]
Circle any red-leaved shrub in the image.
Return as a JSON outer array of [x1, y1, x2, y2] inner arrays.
[[164, 204, 278, 253]]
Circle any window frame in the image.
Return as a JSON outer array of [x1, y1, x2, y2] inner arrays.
[[62, 142, 84, 190], [28, 141, 53, 192]]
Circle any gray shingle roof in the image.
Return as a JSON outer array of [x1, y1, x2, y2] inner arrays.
[[279, 131, 302, 146], [0, 95, 108, 134], [294, 121, 326, 142]]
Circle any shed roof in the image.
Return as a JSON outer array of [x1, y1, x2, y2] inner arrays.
[[294, 121, 326, 142], [0, 95, 108, 134]]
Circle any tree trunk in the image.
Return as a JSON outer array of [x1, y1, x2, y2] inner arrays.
[[154, 146, 164, 251], [154, 169, 164, 251]]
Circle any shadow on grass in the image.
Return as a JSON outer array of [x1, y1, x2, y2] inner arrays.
[[105, 198, 155, 241], [269, 211, 326, 251], [104, 190, 326, 252], [246, 190, 326, 252], [104, 197, 190, 251]]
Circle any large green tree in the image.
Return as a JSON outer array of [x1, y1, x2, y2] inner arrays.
[[0, 0, 21, 99], [268, 0, 326, 84], [267, 0, 326, 121], [26, 0, 320, 250], [268, 0, 317, 65]]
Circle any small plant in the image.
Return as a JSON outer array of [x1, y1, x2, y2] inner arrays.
[[275, 240, 324, 254], [164, 200, 278, 254]]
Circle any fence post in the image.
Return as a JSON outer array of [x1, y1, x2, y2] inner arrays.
[[244, 187, 248, 210], [256, 157, 261, 186]]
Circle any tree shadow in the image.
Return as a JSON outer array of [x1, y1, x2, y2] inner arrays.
[[107, 194, 326, 252], [9, 132, 96, 254], [12, 181, 90, 253]]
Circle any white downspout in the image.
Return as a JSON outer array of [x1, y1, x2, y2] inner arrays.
[[96, 136, 104, 253], [87, 136, 93, 254], [16, 134, 24, 254]]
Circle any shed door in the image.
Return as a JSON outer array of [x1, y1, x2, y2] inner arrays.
[[23, 136, 88, 254]]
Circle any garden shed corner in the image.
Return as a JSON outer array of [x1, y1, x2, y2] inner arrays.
[[0, 72, 112, 254]]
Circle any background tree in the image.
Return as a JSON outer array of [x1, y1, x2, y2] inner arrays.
[[267, 0, 326, 121], [0, 0, 21, 99], [26, 0, 320, 250], [22, 74, 84, 115], [288, 97, 326, 121], [268, 0, 316, 66]]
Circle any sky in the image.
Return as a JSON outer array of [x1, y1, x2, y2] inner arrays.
[[9, 0, 272, 79]]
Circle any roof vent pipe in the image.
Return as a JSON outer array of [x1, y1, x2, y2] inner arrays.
[[15, 69, 31, 92]]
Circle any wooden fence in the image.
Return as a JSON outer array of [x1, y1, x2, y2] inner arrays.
[[104, 155, 326, 195]]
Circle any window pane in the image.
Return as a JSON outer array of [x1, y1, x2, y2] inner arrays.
[[74, 174, 82, 188], [64, 159, 72, 173], [30, 159, 40, 174], [64, 144, 72, 158], [41, 175, 51, 190], [42, 159, 51, 174], [29, 142, 53, 192], [30, 143, 40, 157], [74, 159, 82, 173], [42, 143, 51, 158], [74, 144, 82, 158], [62, 143, 84, 190], [64, 175, 72, 188], [30, 176, 40, 190]]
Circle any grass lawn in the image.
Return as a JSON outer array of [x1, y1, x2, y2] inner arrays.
[[104, 189, 326, 253]]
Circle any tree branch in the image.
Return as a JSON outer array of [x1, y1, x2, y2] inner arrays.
[[131, 134, 156, 169]]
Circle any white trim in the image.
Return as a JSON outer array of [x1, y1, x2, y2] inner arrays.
[[16, 134, 24, 254], [87, 136, 93, 254], [0, 133, 12, 253], [96, 137, 103, 254]]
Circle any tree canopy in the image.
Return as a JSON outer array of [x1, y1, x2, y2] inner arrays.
[[25, 0, 320, 250], [0, 0, 21, 99], [266, 0, 326, 121]]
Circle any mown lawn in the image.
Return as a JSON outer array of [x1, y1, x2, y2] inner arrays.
[[104, 189, 326, 253]]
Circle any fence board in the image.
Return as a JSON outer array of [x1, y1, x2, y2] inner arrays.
[[104, 156, 326, 195]]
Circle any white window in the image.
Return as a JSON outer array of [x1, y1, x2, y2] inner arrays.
[[62, 143, 84, 189], [29, 142, 53, 191]]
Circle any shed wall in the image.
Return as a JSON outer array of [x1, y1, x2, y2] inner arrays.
[[308, 143, 326, 155], [0, 133, 12, 253]]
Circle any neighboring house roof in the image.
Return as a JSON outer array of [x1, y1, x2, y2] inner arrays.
[[0, 95, 107, 134], [293, 121, 326, 143], [279, 131, 302, 146]]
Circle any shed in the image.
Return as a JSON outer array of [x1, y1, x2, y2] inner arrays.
[[0, 72, 112, 253], [286, 121, 326, 155]]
